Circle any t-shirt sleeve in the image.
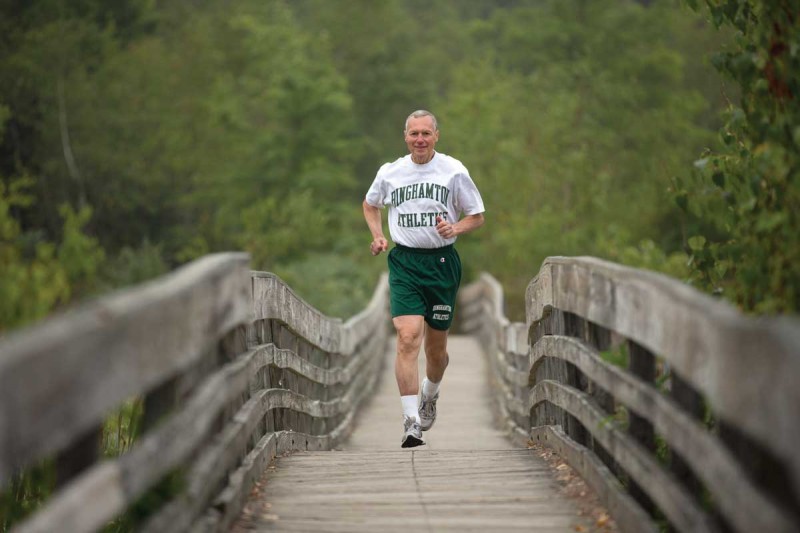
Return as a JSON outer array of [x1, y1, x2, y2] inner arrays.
[[364, 166, 388, 208], [454, 169, 485, 216]]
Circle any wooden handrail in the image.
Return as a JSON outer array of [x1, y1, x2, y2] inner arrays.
[[0, 254, 390, 532], [460, 259, 800, 533]]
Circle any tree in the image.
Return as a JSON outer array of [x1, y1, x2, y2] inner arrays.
[[682, 0, 800, 312], [437, 0, 719, 315]]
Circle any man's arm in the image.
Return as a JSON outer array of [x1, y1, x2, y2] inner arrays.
[[363, 200, 389, 256], [435, 213, 484, 239]]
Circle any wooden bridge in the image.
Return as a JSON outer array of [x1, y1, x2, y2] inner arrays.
[[1, 254, 799, 532]]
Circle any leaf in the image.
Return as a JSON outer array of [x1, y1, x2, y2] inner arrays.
[[688, 235, 706, 251], [755, 212, 787, 233], [712, 171, 725, 189]]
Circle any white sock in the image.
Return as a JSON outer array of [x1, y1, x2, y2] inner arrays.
[[400, 394, 419, 422], [422, 377, 441, 399], [401, 395, 419, 422]]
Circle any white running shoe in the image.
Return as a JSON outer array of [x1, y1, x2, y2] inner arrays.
[[401, 416, 425, 448], [419, 392, 439, 431]]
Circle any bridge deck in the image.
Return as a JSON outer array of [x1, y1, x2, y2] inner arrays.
[[232, 336, 609, 532]]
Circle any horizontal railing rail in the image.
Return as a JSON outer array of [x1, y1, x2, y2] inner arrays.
[[0, 254, 390, 532], [459, 258, 800, 533]]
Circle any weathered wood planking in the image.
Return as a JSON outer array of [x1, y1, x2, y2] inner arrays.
[[526, 256, 800, 499], [460, 262, 800, 533], [3, 258, 390, 533], [0, 253, 251, 486], [251, 272, 342, 353], [531, 335, 792, 532], [459, 273, 651, 533]]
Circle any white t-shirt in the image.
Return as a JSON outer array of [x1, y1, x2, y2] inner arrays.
[[365, 152, 485, 248]]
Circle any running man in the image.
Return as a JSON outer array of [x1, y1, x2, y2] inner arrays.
[[362, 109, 485, 448]]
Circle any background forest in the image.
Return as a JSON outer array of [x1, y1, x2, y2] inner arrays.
[[1, 0, 797, 330]]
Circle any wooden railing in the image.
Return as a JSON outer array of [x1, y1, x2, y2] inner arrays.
[[459, 257, 800, 533], [0, 253, 390, 532]]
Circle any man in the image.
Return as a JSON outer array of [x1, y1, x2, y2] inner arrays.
[[362, 109, 485, 448]]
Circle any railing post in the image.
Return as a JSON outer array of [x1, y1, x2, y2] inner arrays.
[[142, 376, 178, 433], [563, 312, 588, 447], [585, 322, 617, 475], [55, 425, 101, 488], [627, 339, 656, 515], [669, 373, 704, 501], [531, 309, 569, 430]]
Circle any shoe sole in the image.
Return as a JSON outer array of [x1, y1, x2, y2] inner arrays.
[[401, 435, 425, 448], [420, 420, 435, 432]]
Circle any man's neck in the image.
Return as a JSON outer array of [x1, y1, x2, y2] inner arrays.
[[411, 152, 435, 165]]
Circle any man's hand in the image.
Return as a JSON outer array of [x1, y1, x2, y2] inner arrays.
[[370, 237, 389, 256], [363, 200, 389, 256], [436, 213, 484, 239], [436, 216, 457, 239]]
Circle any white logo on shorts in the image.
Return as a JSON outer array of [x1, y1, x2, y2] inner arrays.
[[440, 257, 445, 263]]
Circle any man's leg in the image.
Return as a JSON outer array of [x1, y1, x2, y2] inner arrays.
[[424, 325, 449, 383], [394, 315, 426, 447], [394, 315, 425, 395], [419, 325, 449, 431]]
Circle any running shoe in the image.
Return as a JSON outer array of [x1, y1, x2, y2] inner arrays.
[[418, 391, 439, 431], [401, 416, 424, 448]]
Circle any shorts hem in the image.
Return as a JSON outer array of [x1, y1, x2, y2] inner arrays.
[[424, 318, 452, 331]]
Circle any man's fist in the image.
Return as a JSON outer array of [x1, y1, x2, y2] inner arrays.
[[436, 216, 456, 238], [370, 237, 388, 256]]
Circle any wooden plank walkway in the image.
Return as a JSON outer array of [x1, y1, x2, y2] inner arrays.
[[231, 336, 613, 532]]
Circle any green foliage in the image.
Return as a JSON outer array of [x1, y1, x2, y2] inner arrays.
[[102, 399, 144, 459], [0, 178, 106, 326], [438, 0, 719, 315], [103, 469, 186, 533], [0, 179, 71, 331], [1, 0, 765, 527], [241, 191, 331, 270], [1, 0, 736, 322], [102, 241, 168, 289], [681, 0, 800, 312], [0, 460, 55, 531], [57, 205, 105, 294], [275, 250, 386, 319], [600, 343, 630, 369]]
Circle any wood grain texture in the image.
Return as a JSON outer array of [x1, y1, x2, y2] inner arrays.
[[233, 336, 606, 533], [529, 380, 718, 533], [5, 261, 390, 533], [237, 450, 589, 532], [250, 272, 342, 353], [525, 257, 800, 497], [0, 253, 251, 487], [532, 335, 795, 532], [530, 425, 656, 533]]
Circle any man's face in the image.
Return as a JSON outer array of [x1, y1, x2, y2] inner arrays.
[[404, 116, 439, 163]]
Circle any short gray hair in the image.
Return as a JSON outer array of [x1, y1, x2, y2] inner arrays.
[[404, 110, 438, 132]]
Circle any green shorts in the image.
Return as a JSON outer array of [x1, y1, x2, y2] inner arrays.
[[388, 244, 462, 331]]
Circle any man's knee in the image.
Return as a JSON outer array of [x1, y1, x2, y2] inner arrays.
[[394, 316, 424, 354], [397, 330, 421, 352], [395, 321, 424, 356]]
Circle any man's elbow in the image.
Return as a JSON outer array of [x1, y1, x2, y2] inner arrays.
[[474, 213, 485, 228]]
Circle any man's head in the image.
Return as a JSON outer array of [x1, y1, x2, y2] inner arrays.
[[404, 110, 439, 164]]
